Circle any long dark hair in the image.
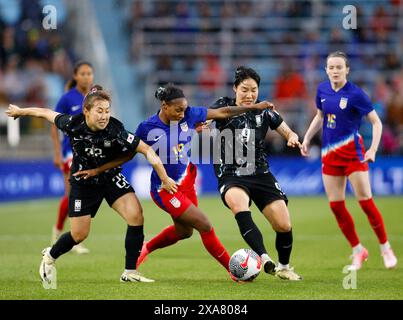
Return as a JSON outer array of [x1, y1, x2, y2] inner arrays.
[[233, 66, 260, 87], [65, 61, 93, 91]]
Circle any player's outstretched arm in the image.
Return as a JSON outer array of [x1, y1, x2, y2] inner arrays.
[[5, 104, 59, 124], [206, 101, 274, 120], [301, 109, 323, 156], [276, 121, 302, 149], [136, 140, 178, 194], [73, 151, 136, 180]]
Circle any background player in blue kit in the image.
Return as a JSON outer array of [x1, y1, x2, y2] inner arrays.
[[50, 61, 94, 254], [5, 85, 177, 285], [301, 51, 398, 271]]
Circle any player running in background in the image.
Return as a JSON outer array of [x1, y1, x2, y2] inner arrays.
[[5, 85, 177, 285], [208, 66, 302, 281], [50, 61, 93, 254], [301, 51, 397, 271], [93, 84, 273, 281]]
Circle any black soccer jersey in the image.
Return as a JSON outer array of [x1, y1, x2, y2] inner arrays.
[[210, 97, 283, 177], [55, 114, 140, 185]]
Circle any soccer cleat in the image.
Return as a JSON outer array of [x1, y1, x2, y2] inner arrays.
[[51, 226, 62, 245], [382, 248, 397, 269], [120, 270, 155, 283], [275, 266, 303, 281], [136, 242, 149, 269], [263, 259, 277, 275], [70, 243, 90, 254], [39, 247, 56, 284], [348, 247, 368, 271]]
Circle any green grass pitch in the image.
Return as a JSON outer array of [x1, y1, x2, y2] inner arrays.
[[0, 196, 402, 300]]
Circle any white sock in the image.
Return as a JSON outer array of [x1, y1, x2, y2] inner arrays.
[[352, 244, 363, 254], [125, 269, 136, 274], [260, 253, 273, 264], [380, 241, 391, 252], [278, 262, 289, 270]]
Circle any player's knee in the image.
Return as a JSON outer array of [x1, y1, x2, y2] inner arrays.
[[273, 221, 292, 233], [71, 230, 89, 243], [195, 217, 212, 233], [180, 229, 193, 239]]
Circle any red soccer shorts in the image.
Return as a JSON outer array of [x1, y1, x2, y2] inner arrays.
[[322, 161, 369, 177]]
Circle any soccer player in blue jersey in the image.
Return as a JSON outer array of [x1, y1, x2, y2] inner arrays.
[[301, 51, 397, 270], [132, 84, 274, 281], [6, 85, 177, 284], [50, 61, 93, 254]]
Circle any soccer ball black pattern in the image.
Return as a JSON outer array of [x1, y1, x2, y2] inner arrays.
[[229, 248, 262, 281]]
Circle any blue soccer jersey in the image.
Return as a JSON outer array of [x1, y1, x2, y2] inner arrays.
[[55, 87, 85, 158], [316, 81, 373, 165], [135, 106, 207, 193]]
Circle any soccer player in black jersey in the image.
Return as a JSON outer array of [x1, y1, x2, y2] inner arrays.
[[209, 66, 302, 280], [5, 85, 177, 285]]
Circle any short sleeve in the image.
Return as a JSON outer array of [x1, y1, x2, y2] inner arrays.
[[54, 114, 73, 134], [315, 89, 322, 110], [188, 106, 207, 125], [209, 97, 230, 109], [265, 109, 283, 130], [118, 130, 140, 152], [353, 88, 374, 116], [135, 122, 147, 141], [55, 94, 67, 113]]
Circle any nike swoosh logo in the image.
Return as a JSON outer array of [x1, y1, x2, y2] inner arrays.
[[321, 99, 326, 102], [73, 137, 83, 141], [256, 257, 262, 270], [240, 254, 250, 269], [153, 135, 164, 141], [242, 229, 252, 237]]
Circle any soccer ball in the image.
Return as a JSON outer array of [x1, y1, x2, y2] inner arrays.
[[229, 248, 262, 281]]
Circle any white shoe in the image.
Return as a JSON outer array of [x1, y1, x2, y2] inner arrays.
[[275, 266, 302, 281], [71, 243, 90, 254], [382, 248, 397, 269], [39, 247, 56, 285], [51, 226, 62, 245], [120, 270, 155, 283], [347, 247, 368, 271]]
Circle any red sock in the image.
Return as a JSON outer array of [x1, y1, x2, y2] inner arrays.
[[200, 228, 230, 271], [146, 225, 181, 253], [359, 198, 388, 244], [329, 201, 360, 247], [55, 196, 69, 231]]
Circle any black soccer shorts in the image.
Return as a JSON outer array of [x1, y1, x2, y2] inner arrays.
[[217, 172, 288, 212], [68, 173, 135, 218]]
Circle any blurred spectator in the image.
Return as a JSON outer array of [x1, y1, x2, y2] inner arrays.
[[273, 62, 307, 100]]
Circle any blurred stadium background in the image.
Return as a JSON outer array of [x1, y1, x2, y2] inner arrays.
[[0, 0, 402, 202], [0, 0, 402, 300]]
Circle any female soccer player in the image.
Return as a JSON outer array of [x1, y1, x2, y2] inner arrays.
[[5, 85, 177, 285], [84, 84, 274, 281], [50, 61, 93, 254], [208, 66, 302, 281], [301, 51, 397, 271]]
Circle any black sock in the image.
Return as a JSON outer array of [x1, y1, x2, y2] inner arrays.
[[125, 225, 144, 270], [235, 211, 267, 256], [50, 232, 78, 259], [276, 229, 293, 265]]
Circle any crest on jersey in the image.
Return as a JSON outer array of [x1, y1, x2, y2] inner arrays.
[[255, 114, 263, 127], [339, 97, 348, 109], [169, 197, 181, 208], [127, 133, 135, 143], [104, 140, 111, 148], [180, 121, 188, 132]]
